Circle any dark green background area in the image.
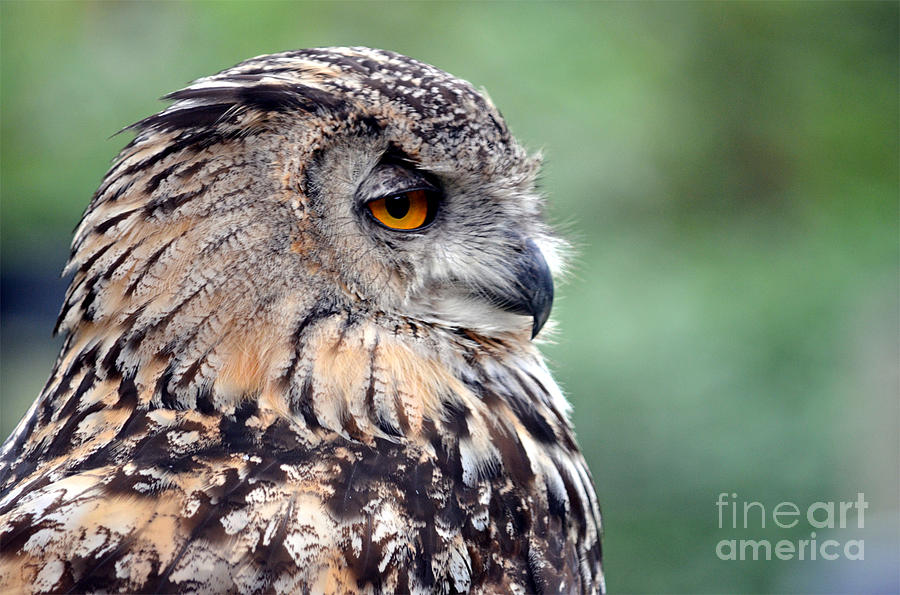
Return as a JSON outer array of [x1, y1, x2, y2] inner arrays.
[[1, 2, 897, 593]]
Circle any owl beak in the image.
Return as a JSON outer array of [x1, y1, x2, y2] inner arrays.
[[488, 239, 554, 339]]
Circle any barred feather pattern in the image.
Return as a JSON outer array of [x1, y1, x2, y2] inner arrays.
[[0, 47, 604, 594]]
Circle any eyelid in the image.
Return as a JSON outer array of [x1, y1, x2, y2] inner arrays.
[[356, 163, 438, 203], [362, 184, 435, 204]]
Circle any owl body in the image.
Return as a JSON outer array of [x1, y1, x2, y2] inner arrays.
[[0, 48, 603, 593]]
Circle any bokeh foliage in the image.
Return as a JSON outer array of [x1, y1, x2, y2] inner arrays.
[[1, 2, 897, 593]]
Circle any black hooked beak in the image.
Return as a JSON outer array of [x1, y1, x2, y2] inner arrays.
[[487, 239, 554, 339]]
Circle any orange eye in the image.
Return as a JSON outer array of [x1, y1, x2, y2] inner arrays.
[[366, 189, 435, 231]]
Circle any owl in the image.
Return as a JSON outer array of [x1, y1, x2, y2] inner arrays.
[[0, 47, 603, 594]]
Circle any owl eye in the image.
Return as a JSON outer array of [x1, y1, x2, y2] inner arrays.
[[366, 189, 437, 231]]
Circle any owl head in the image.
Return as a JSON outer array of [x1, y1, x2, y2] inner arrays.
[[56, 48, 567, 414]]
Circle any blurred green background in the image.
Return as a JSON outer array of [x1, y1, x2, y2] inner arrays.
[[1, 1, 897, 593]]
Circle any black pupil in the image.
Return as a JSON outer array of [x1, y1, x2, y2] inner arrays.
[[385, 194, 410, 219]]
